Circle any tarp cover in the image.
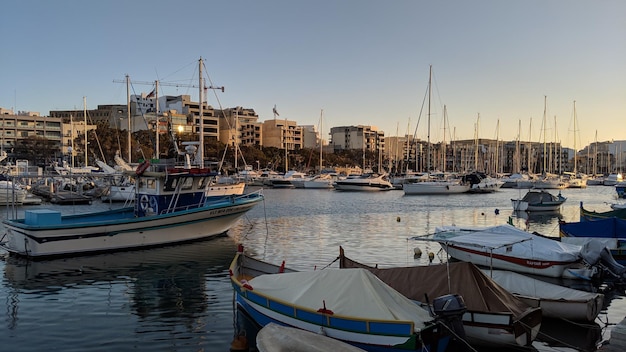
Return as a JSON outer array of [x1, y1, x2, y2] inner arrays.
[[339, 253, 530, 317], [247, 268, 433, 330], [431, 224, 582, 262], [256, 323, 366, 352]]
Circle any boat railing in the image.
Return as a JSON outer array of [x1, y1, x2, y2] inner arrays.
[[157, 189, 263, 215]]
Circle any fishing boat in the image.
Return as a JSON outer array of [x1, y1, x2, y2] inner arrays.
[[580, 202, 626, 221], [0, 58, 263, 259], [511, 189, 566, 212], [415, 224, 605, 280], [560, 217, 626, 265], [333, 173, 393, 191], [230, 246, 458, 352], [338, 247, 542, 348], [483, 269, 604, 322]]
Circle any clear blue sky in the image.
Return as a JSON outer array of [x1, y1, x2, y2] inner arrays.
[[2, 0, 624, 149]]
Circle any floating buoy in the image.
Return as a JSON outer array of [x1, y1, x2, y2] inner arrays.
[[414, 247, 422, 257], [495, 208, 500, 215], [229, 331, 248, 352], [428, 252, 435, 263], [396, 216, 401, 222], [481, 212, 485, 216]]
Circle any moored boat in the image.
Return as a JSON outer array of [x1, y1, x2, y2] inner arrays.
[[256, 323, 366, 352], [483, 269, 604, 322], [230, 246, 457, 352], [1, 162, 263, 258], [338, 247, 542, 348], [511, 189, 566, 212], [333, 173, 393, 191], [415, 224, 604, 280], [560, 217, 626, 265]]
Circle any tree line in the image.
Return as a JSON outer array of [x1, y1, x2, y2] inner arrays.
[[8, 121, 375, 173]]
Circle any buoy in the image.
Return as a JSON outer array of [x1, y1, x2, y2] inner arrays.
[[428, 252, 435, 263], [396, 216, 401, 222], [414, 247, 422, 257], [229, 332, 248, 352], [495, 208, 500, 215]]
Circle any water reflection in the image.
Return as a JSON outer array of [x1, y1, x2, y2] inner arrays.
[[3, 236, 238, 337]]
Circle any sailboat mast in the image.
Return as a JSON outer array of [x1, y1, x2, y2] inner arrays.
[[543, 96, 547, 174], [83, 96, 87, 166], [154, 80, 159, 159], [319, 109, 323, 172], [442, 105, 447, 172], [427, 65, 432, 173], [198, 57, 204, 168], [573, 101, 577, 174], [474, 113, 479, 171], [126, 75, 131, 162]]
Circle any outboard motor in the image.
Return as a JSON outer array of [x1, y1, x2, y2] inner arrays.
[[581, 240, 626, 281], [431, 294, 468, 351]]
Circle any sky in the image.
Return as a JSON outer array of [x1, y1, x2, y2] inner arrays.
[[2, 0, 625, 150]]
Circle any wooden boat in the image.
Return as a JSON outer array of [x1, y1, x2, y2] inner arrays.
[[511, 190, 566, 212], [333, 173, 393, 191], [1, 164, 263, 258], [580, 202, 626, 221], [418, 224, 599, 280], [484, 269, 604, 322], [256, 323, 366, 352], [230, 246, 456, 352], [338, 247, 542, 347], [560, 217, 626, 265]]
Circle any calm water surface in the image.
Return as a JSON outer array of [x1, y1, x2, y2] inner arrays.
[[1, 186, 624, 351]]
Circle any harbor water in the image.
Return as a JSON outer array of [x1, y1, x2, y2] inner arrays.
[[1, 186, 625, 351]]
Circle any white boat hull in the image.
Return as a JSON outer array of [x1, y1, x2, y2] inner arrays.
[[442, 244, 591, 279], [2, 195, 261, 258]]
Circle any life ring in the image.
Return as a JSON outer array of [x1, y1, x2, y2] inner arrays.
[[139, 194, 149, 210], [148, 195, 159, 214], [136, 160, 150, 176]]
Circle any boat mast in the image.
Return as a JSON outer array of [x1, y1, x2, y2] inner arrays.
[[154, 80, 160, 159], [441, 105, 448, 174], [474, 113, 479, 172], [495, 119, 500, 175], [83, 96, 87, 166], [542, 96, 547, 174], [427, 65, 432, 174], [573, 101, 577, 175], [198, 57, 204, 168], [126, 75, 131, 162]]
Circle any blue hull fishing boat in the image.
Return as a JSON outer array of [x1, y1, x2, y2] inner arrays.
[[560, 217, 626, 265], [1, 58, 263, 258], [229, 246, 457, 352]]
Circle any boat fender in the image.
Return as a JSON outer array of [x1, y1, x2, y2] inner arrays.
[[136, 160, 150, 176], [279, 260, 285, 273], [139, 194, 149, 210], [428, 252, 435, 263]]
